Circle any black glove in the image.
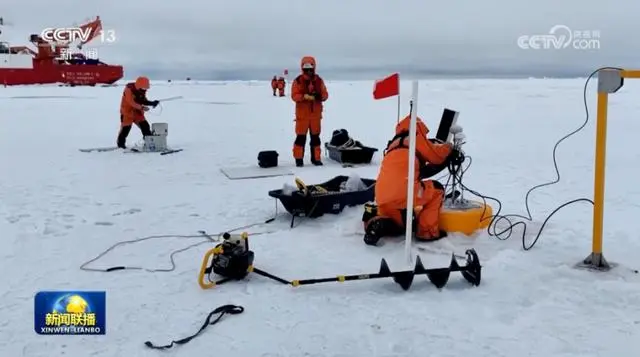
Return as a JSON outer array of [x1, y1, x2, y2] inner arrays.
[[313, 92, 322, 101], [449, 148, 464, 165], [151, 100, 159, 108], [420, 163, 447, 179]]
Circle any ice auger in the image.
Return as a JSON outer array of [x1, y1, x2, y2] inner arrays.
[[291, 249, 481, 290], [198, 233, 482, 291]]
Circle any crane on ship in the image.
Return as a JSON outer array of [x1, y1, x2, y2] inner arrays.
[[0, 15, 123, 86], [25, 16, 104, 63], [0, 16, 103, 60]]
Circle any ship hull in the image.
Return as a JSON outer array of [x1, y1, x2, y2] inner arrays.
[[0, 63, 123, 86]]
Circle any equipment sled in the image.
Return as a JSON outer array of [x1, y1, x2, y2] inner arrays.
[[268, 175, 375, 227], [324, 129, 378, 165]]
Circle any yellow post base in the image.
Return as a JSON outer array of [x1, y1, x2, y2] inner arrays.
[[439, 200, 493, 236], [576, 252, 613, 272]]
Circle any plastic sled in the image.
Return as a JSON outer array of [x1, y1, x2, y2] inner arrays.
[[268, 175, 376, 227], [324, 142, 378, 165]]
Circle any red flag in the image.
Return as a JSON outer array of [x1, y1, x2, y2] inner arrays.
[[373, 73, 399, 100]]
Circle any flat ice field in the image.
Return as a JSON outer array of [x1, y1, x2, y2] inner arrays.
[[1, 78, 640, 357]]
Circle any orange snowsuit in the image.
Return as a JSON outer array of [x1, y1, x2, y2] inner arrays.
[[276, 77, 286, 97], [291, 56, 329, 163], [374, 115, 452, 240], [120, 77, 154, 126], [117, 76, 157, 148], [271, 76, 278, 96]]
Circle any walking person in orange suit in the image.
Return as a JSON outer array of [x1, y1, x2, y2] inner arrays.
[[271, 76, 278, 96], [290, 56, 329, 166], [276, 77, 286, 97]]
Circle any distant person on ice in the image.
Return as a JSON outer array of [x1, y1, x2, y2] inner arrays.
[[276, 77, 286, 97], [291, 56, 329, 166], [271, 76, 278, 96], [363, 115, 461, 245], [117, 76, 159, 149]]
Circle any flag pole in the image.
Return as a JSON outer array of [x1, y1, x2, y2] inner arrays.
[[404, 80, 419, 266], [396, 74, 401, 123], [396, 94, 401, 123]]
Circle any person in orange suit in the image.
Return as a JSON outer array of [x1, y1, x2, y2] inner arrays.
[[291, 56, 329, 166], [276, 77, 286, 97], [117, 76, 159, 149], [363, 115, 460, 245], [271, 76, 278, 96]]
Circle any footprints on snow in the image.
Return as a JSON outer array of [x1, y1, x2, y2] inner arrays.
[[111, 208, 142, 217], [94, 221, 114, 226], [92, 208, 143, 227], [5, 213, 31, 224], [5, 208, 144, 235], [7, 204, 201, 233]]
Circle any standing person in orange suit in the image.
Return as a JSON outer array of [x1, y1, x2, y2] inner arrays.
[[271, 76, 278, 96], [117, 76, 159, 149], [363, 115, 461, 245], [276, 77, 286, 97], [291, 56, 328, 166]]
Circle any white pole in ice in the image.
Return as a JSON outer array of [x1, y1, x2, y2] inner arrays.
[[404, 80, 419, 266], [157, 96, 183, 102]]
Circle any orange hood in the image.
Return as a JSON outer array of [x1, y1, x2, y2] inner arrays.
[[300, 56, 317, 70], [395, 115, 429, 137]]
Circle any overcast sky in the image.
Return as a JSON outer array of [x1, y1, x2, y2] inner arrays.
[[1, 0, 638, 80]]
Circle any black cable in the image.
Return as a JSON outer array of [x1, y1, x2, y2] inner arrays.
[[144, 304, 244, 349], [447, 67, 623, 250]]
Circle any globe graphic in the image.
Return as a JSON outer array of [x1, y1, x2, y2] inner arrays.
[[52, 294, 92, 314]]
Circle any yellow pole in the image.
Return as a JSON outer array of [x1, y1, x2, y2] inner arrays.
[[591, 92, 609, 254], [621, 70, 640, 78]]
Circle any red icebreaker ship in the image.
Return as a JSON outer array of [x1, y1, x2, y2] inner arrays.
[[0, 16, 123, 86]]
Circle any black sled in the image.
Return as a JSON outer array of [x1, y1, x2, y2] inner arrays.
[[325, 129, 378, 165], [268, 175, 376, 227]]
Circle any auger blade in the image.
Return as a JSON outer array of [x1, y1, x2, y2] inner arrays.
[[378, 258, 392, 276], [449, 254, 461, 270], [460, 249, 481, 286], [414, 255, 426, 274], [426, 267, 450, 289], [393, 271, 415, 290]]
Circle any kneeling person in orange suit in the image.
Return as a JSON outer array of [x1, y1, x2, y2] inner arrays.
[[291, 56, 329, 166], [117, 76, 159, 149], [363, 115, 461, 246]]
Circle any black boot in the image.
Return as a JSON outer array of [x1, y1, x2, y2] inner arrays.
[[309, 135, 323, 166], [117, 124, 132, 149], [295, 159, 304, 167], [363, 217, 403, 246]]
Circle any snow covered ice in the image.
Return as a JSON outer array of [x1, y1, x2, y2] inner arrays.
[[1, 78, 640, 357]]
